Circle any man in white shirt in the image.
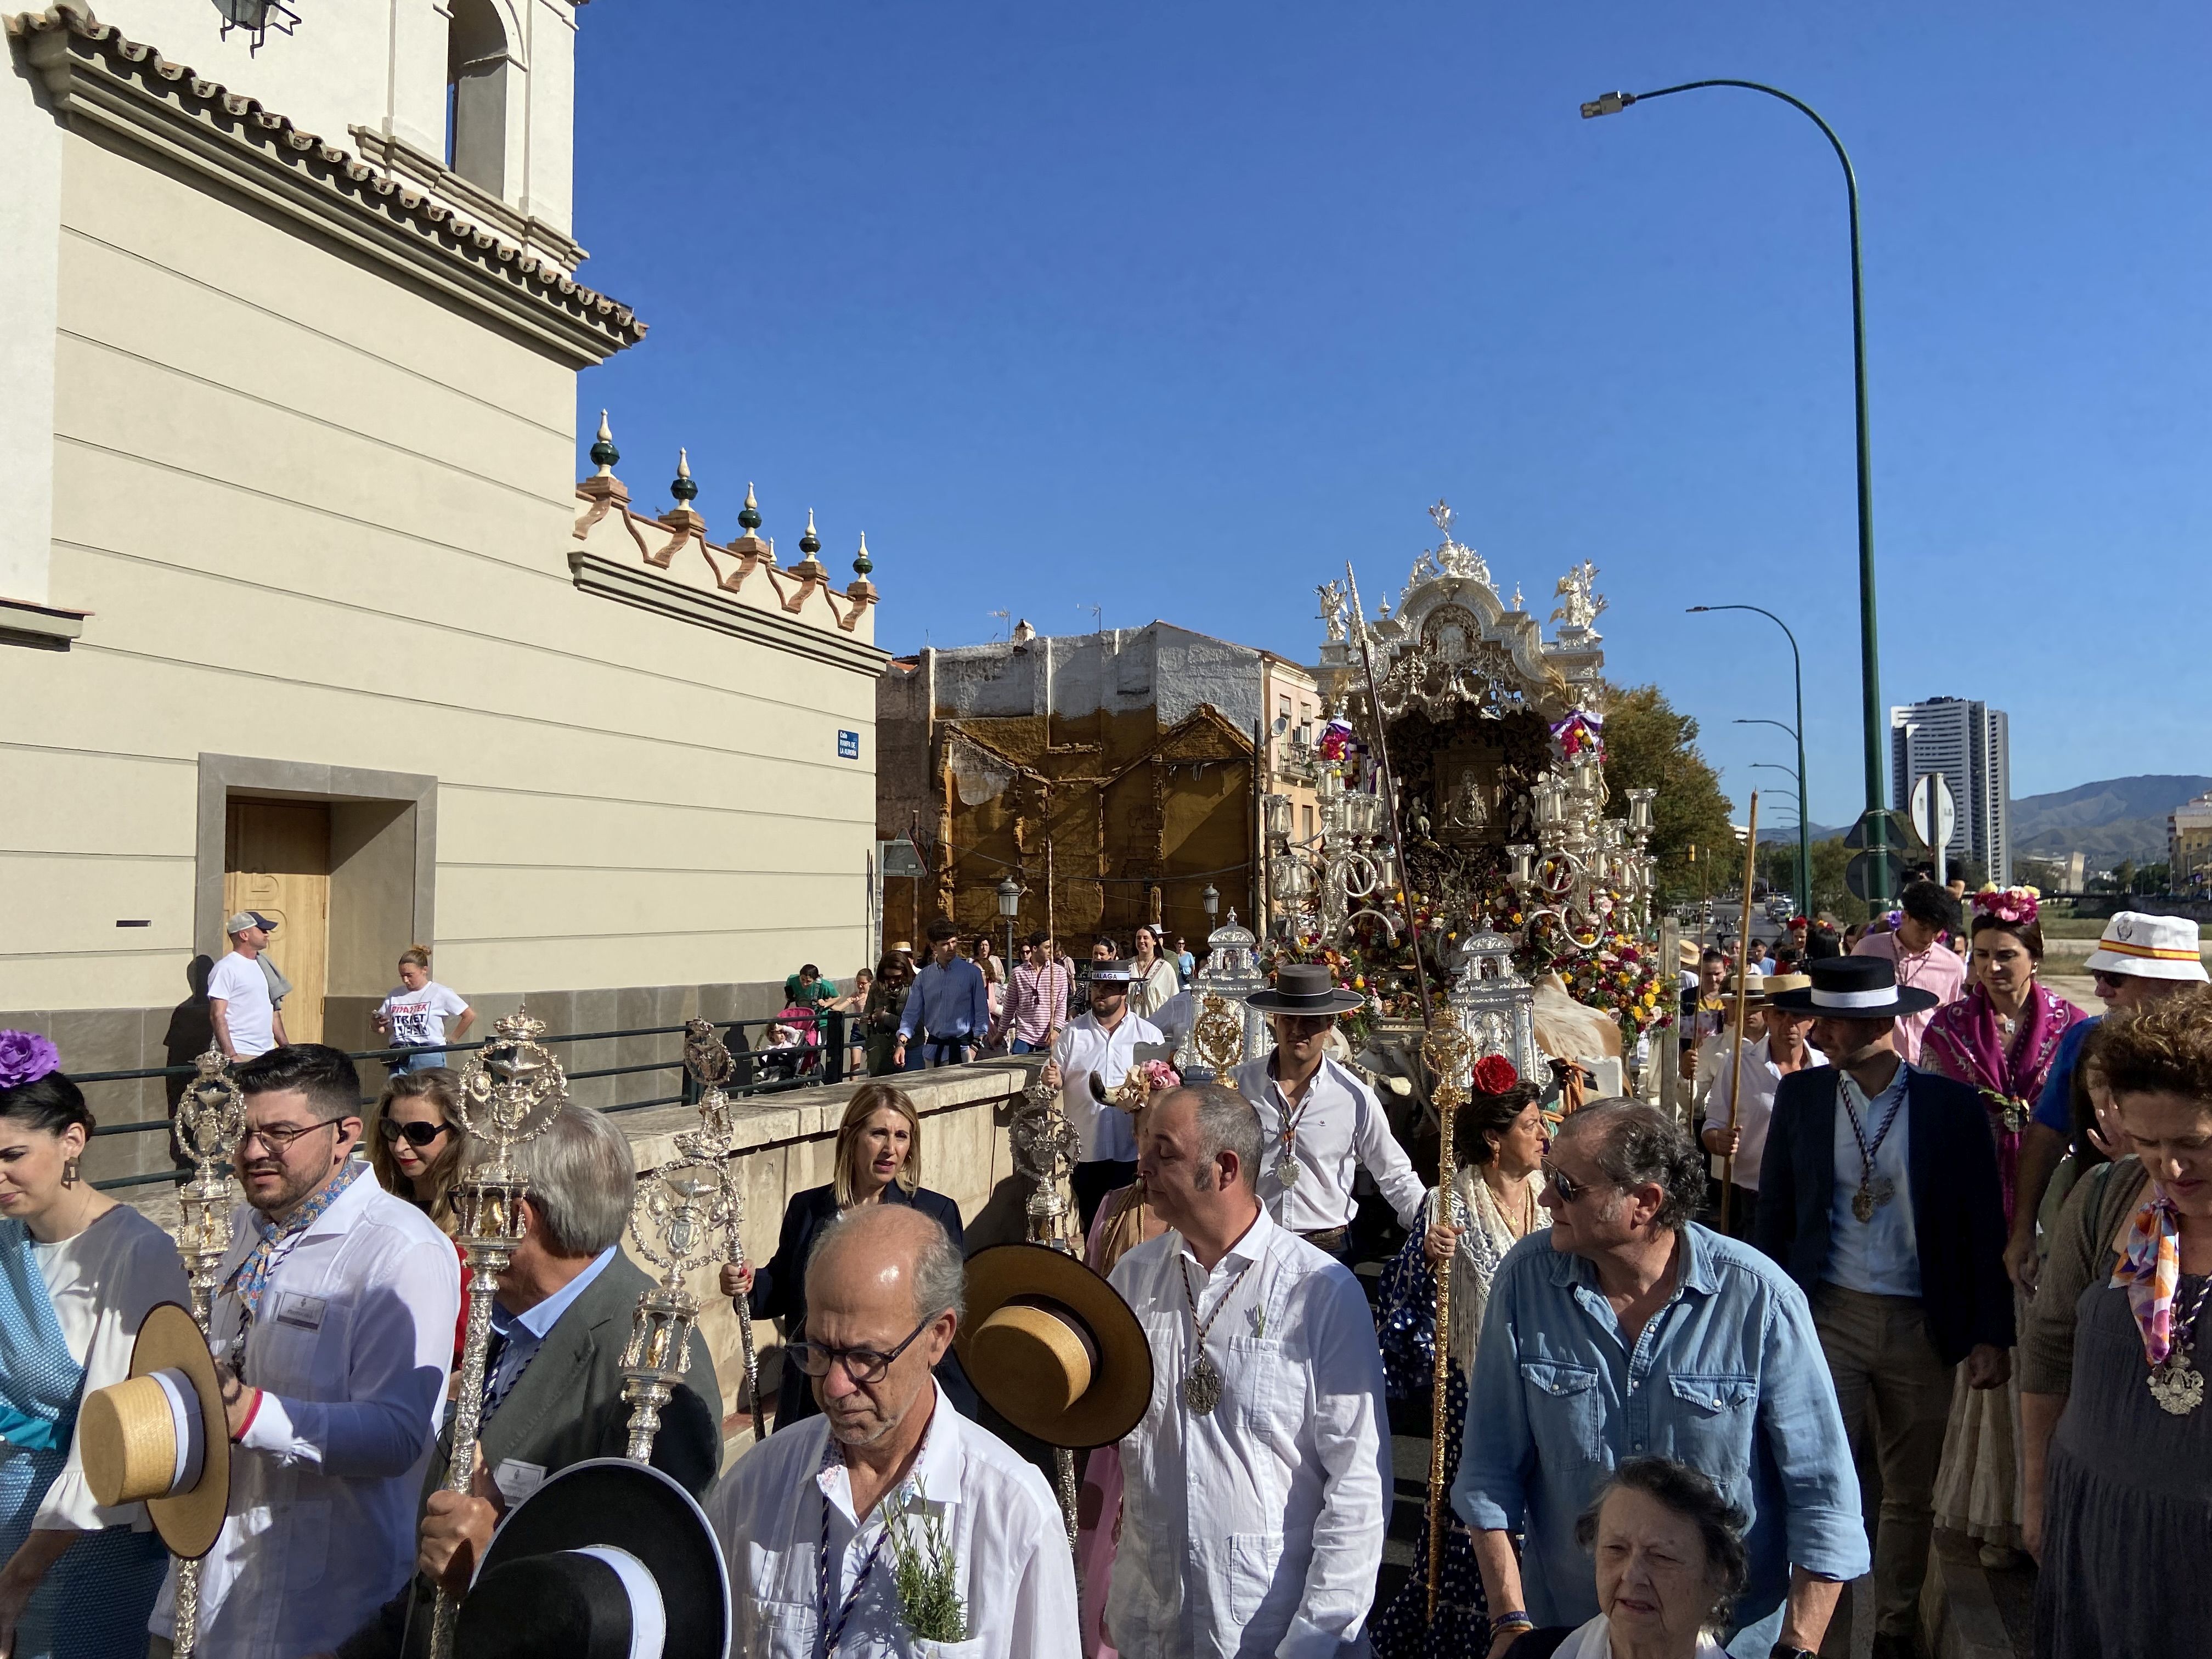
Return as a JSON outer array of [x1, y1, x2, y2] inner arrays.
[[207, 910, 287, 1062], [1108, 1082, 1389, 1658], [1040, 959, 1164, 1231], [149, 1045, 459, 1659], [709, 1204, 1077, 1657], [1700, 972, 1822, 1243], [1229, 964, 1427, 1262]]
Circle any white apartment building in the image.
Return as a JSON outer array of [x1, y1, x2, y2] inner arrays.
[[1890, 697, 2011, 884]]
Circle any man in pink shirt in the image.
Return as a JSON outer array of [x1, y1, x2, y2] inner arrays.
[[989, 929, 1071, 1054], [1850, 879, 1966, 1063]]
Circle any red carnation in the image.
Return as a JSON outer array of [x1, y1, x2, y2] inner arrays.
[[1473, 1054, 1520, 1096]]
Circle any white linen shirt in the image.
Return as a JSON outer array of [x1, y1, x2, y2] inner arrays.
[[1703, 1035, 1824, 1194], [1229, 1053, 1428, 1234], [149, 1172, 460, 1659], [1824, 1065, 1921, 1298], [709, 1382, 1079, 1658], [1051, 1011, 1165, 1163], [1107, 1207, 1390, 1659]]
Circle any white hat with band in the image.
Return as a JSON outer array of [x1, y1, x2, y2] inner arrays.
[[2083, 911, 2209, 984]]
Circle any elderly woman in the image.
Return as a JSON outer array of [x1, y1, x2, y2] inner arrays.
[[718, 1082, 975, 1430], [1372, 1057, 1549, 1659], [1504, 1457, 1751, 1659], [1918, 887, 2086, 1564], [0, 1035, 189, 1659], [2020, 986, 2212, 1656]]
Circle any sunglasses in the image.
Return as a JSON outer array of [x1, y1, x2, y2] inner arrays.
[[787, 1313, 934, 1385], [1542, 1159, 1609, 1206], [2091, 971, 2129, 992], [377, 1117, 454, 1148]]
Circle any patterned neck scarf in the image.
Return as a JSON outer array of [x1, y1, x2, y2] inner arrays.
[[2113, 1189, 2183, 1364], [229, 1159, 366, 1323]]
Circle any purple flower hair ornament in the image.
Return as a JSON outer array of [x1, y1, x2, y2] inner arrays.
[[0, 1030, 61, 1092]]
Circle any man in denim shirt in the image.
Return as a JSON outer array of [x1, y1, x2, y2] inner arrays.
[[1453, 1101, 1865, 1659]]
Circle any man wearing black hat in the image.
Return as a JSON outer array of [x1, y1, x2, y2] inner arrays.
[[1756, 955, 2012, 1659], [1040, 958, 1164, 1231], [1228, 963, 1427, 1262]]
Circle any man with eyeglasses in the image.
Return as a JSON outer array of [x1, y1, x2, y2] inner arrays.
[[708, 1204, 1077, 1656], [148, 1045, 461, 1659], [324, 1106, 721, 1659], [1453, 1099, 1863, 1659], [2004, 910, 2209, 1292]]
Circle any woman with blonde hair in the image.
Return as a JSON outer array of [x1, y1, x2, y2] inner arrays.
[[371, 945, 474, 1074], [718, 1082, 975, 1430]]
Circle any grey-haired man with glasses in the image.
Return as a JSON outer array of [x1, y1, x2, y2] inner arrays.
[[148, 1045, 461, 1659], [707, 1204, 1077, 1657], [1452, 1099, 1864, 1659]]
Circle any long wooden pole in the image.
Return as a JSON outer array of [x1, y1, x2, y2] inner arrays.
[[1344, 563, 1436, 1032], [1719, 794, 1760, 1232]]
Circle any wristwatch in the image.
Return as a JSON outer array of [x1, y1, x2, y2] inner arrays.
[[1769, 1646, 1818, 1659]]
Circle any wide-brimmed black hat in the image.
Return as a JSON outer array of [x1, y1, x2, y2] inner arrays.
[[456, 1459, 728, 1659], [1244, 962, 1364, 1016], [1766, 954, 1938, 1019]]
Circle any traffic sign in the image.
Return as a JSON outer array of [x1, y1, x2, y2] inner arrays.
[[1909, 772, 1956, 851], [1843, 809, 1926, 855], [1846, 848, 1904, 903]]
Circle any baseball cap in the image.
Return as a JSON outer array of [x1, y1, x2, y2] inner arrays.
[[224, 911, 277, 935]]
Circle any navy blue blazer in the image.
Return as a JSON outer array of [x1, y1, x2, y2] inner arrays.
[[746, 1180, 978, 1428], [1753, 1063, 2013, 1365]]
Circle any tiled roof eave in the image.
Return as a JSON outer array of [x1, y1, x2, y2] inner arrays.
[[8, 3, 646, 366]]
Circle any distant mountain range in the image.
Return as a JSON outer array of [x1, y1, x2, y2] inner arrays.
[[2012, 775, 2212, 867], [1753, 775, 2211, 868]]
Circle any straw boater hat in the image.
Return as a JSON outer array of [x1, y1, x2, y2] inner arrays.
[[958, 1244, 1153, 1449], [455, 1459, 728, 1659], [2084, 911, 2210, 984], [1767, 955, 1937, 1019], [1243, 962, 1364, 1017], [1761, 972, 1813, 1003], [78, 1301, 231, 1559], [1678, 938, 1701, 969]]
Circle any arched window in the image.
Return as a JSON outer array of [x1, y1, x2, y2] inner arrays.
[[446, 0, 510, 196]]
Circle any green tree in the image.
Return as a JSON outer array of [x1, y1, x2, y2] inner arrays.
[[1601, 684, 1739, 910]]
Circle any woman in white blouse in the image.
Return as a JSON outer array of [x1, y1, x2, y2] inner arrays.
[[1128, 924, 1180, 1020], [0, 1035, 188, 1658]]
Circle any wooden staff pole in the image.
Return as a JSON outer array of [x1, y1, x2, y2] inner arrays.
[[1719, 794, 1760, 1233], [1344, 563, 1436, 1032]]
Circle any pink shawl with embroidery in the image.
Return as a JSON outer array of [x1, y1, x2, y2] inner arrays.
[[1921, 980, 2085, 1224]]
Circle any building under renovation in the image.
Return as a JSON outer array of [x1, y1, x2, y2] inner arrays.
[[877, 623, 1319, 952]]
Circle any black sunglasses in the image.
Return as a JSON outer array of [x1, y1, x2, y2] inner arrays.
[[377, 1117, 454, 1148], [1542, 1159, 1611, 1206], [787, 1313, 934, 1385]]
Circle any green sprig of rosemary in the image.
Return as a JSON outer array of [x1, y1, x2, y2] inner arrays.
[[888, 1490, 968, 1646]]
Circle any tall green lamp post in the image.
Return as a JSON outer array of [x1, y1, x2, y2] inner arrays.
[[1685, 601, 1812, 917], [1592, 82, 1889, 902]]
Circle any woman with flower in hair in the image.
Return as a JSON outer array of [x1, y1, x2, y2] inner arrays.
[[0, 1032, 189, 1659], [1371, 1052, 1549, 1659], [1919, 885, 2086, 1566]]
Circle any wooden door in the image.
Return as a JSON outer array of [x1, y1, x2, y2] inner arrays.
[[225, 800, 331, 1045]]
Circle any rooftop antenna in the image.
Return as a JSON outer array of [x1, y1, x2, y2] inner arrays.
[[1077, 602, 1103, 634], [990, 608, 1011, 641]]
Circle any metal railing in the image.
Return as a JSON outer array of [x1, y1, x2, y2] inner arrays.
[[82, 1009, 859, 1192]]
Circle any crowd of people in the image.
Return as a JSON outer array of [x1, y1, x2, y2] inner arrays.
[[3, 889, 2208, 1658]]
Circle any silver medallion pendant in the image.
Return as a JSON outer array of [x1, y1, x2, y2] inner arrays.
[[1182, 1353, 1224, 1415], [2149, 1355, 2205, 1416], [1274, 1154, 1301, 1187]]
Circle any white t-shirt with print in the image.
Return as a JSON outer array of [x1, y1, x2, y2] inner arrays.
[[206, 950, 276, 1057], [377, 981, 469, 1046]]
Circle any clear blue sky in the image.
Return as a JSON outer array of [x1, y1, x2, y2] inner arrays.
[[573, 2, 2209, 826]]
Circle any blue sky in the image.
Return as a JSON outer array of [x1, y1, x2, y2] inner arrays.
[[573, 2, 2209, 825]]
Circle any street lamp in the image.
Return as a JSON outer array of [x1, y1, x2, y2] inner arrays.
[[996, 875, 1022, 975], [1201, 883, 1220, 922], [1688, 606, 1812, 916], [1598, 80, 1888, 900]]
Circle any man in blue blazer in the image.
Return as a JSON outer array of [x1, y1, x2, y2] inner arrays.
[[1755, 953, 2011, 1659]]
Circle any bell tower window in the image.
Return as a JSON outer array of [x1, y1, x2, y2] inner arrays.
[[445, 0, 510, 196]]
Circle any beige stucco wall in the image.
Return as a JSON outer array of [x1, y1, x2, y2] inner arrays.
[[3, 120, 880, 1053]]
